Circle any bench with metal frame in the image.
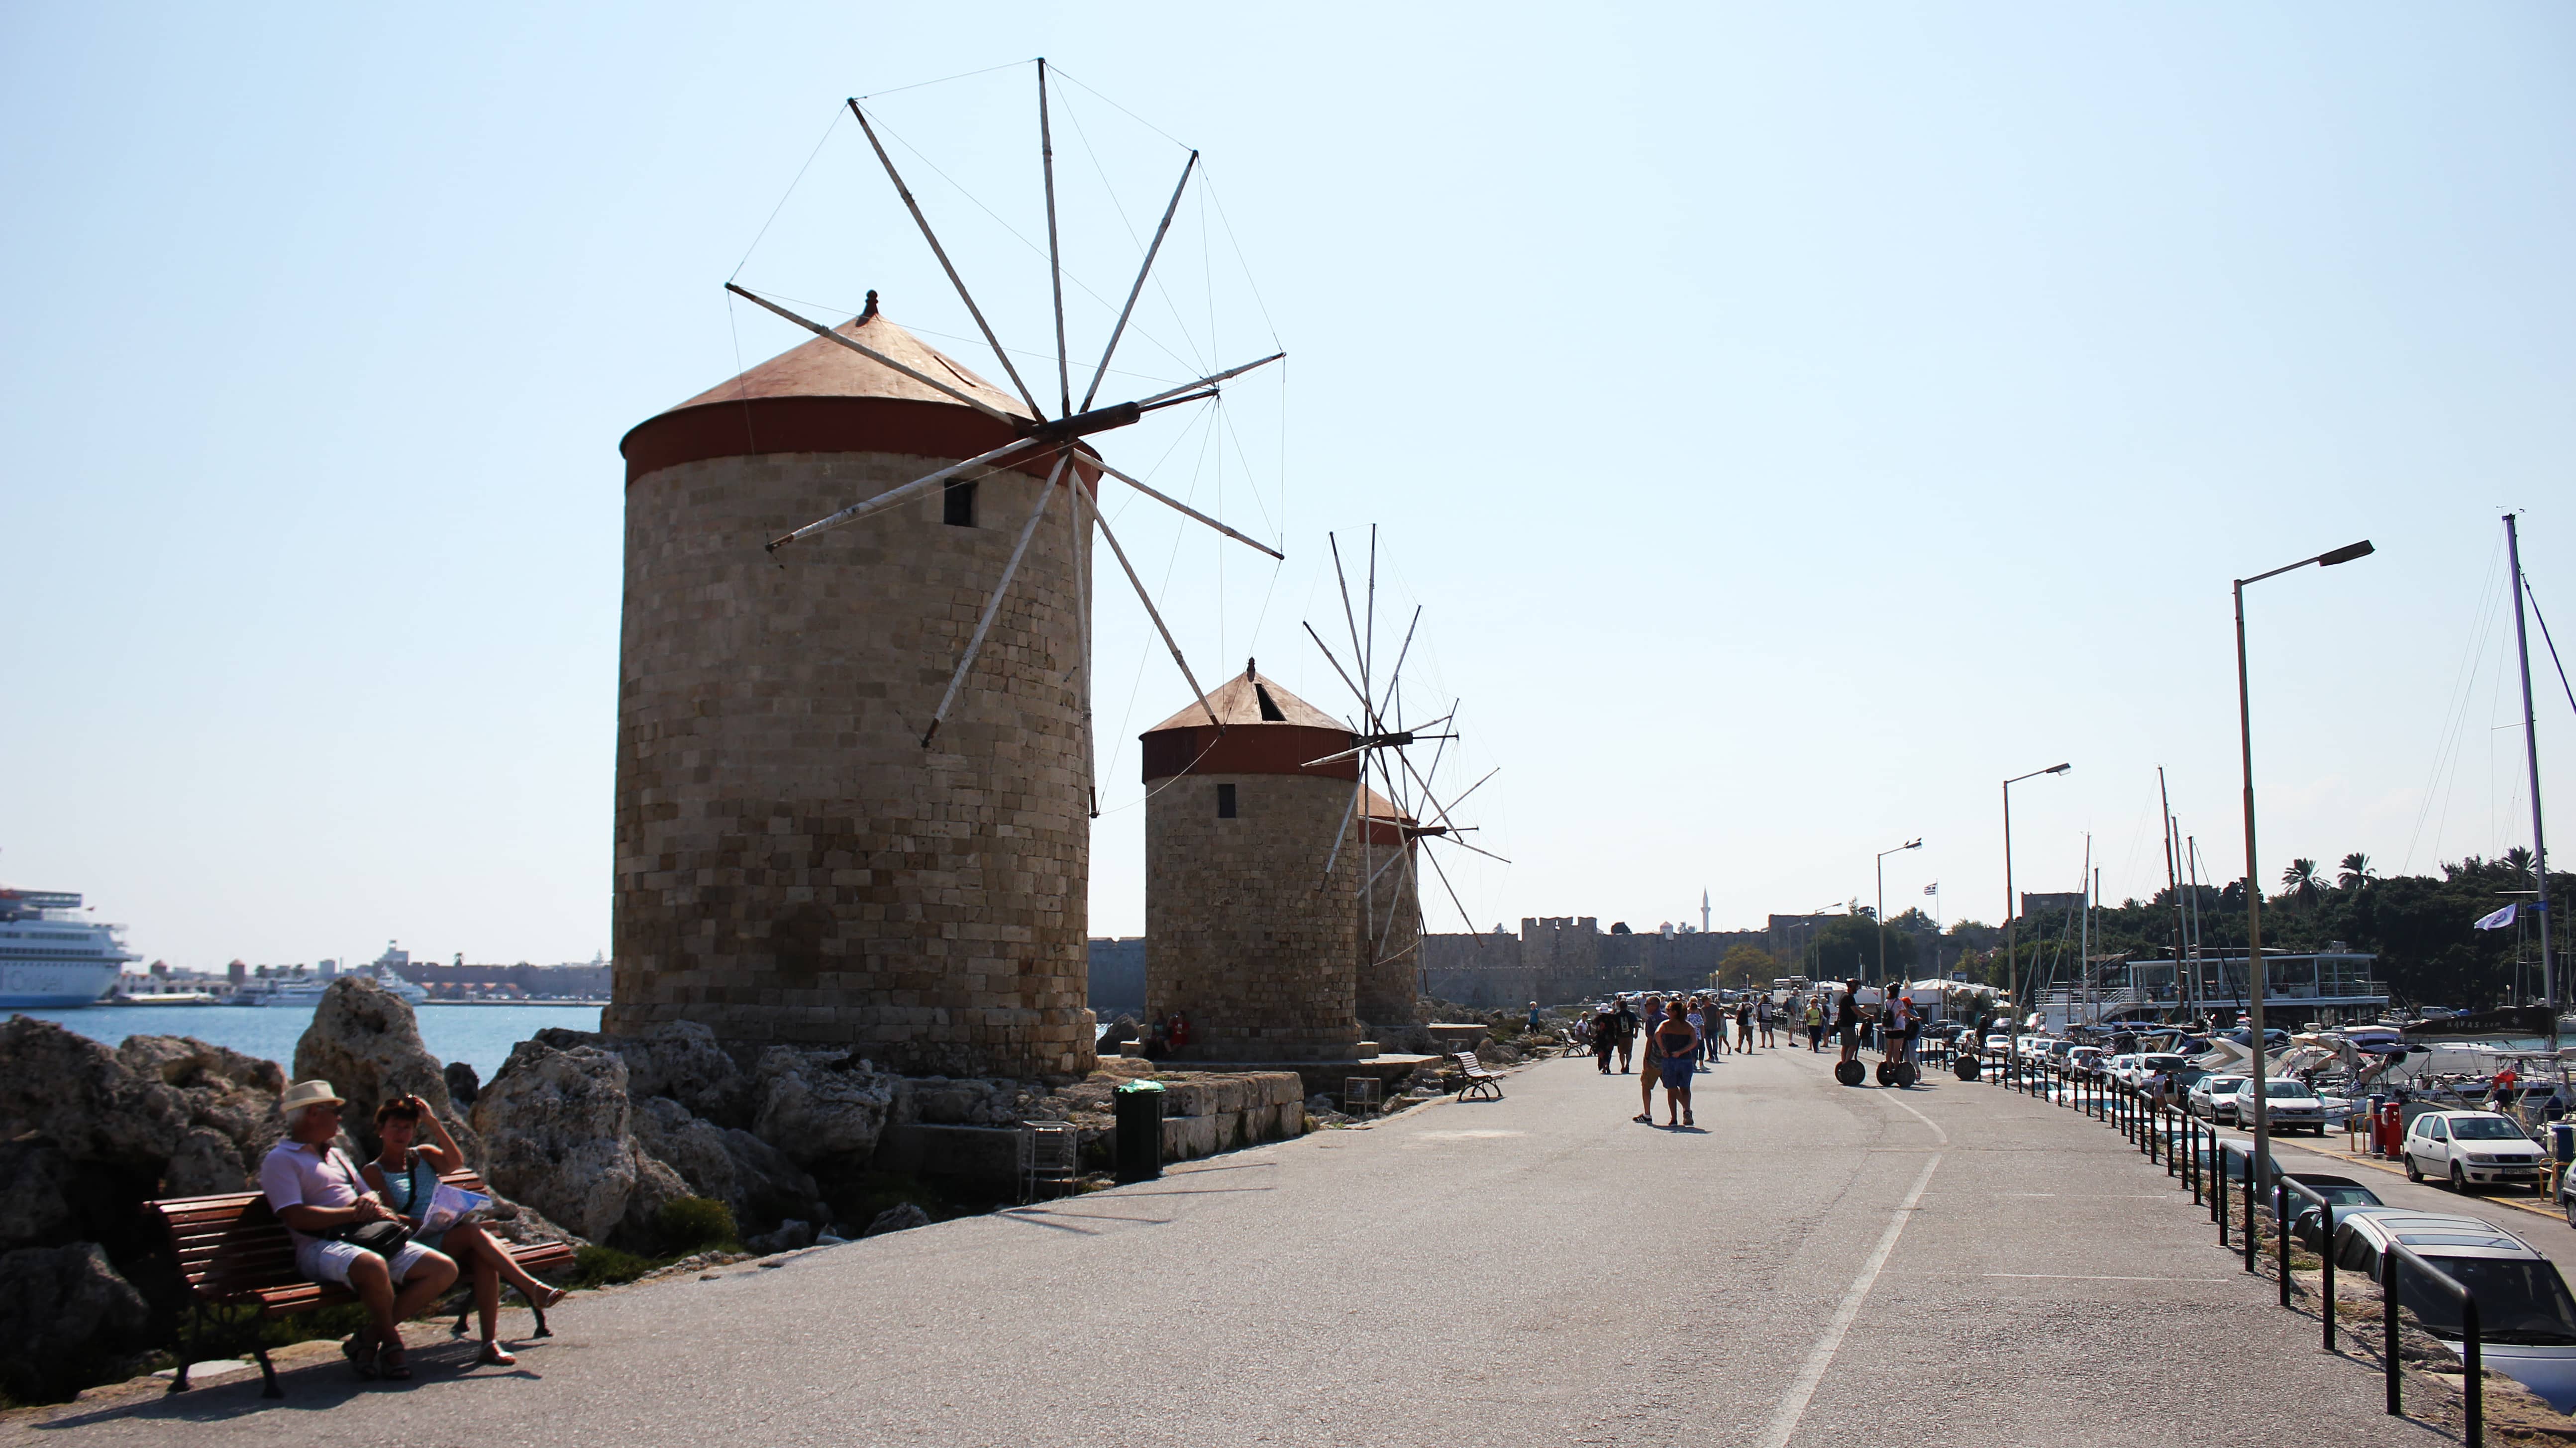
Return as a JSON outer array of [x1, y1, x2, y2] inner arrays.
[[1444, 1050, 1502, 1102], [145, 1167, 573, 1398]]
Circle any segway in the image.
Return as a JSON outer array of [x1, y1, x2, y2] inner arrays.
[[1834, 1059, 1866, 1086], [1955, 1054, 1980, 1081]]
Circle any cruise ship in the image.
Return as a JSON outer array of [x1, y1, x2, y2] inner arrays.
[[0, 888, 137, 1008]]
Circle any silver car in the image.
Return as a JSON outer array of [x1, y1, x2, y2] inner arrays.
[[2334, 1211, 2576, 1410]]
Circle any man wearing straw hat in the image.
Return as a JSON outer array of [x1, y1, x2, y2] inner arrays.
[[258, 1079, 459, 1381]]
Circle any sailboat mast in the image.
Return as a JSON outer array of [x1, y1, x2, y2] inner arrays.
[[2505, 513, 2556, 1052], [2160, 768, 2187, 1023]]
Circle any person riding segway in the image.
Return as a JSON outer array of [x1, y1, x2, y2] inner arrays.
[[1875, 989, 1919, 1088], [1833, 980, 1870, 1086]]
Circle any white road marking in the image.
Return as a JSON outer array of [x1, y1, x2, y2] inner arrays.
[[1884, 1094, 1947, 1144], [1753, 1154, 1941, 1448]]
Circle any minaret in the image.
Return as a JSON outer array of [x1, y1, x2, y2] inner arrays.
[[1701, 891, 1711, 935]]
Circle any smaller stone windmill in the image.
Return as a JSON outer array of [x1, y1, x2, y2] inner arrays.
[[1298, 528, 1504, 1029]]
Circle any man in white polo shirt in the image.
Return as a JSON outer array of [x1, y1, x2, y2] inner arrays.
[[259, 1079, 458, 1381]]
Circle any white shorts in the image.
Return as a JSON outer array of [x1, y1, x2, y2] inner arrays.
[[297, 1236, 442, 1287]]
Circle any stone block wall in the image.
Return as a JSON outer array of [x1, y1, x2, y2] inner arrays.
[[1154, 1071, 1306, 1162], [610, 448, 1096, 1078], [1145, 773, 1360, 1061]]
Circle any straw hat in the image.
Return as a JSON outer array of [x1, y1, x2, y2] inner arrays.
[[278, 1080, 345, 1115]]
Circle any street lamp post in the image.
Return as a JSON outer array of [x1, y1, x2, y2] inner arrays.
[[1876, 839, 1922, 990], [2002, 764, 2071, 1026], [2235, 538, 2374, 1184]]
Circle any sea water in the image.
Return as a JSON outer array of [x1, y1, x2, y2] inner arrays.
[[9, 1003, 604, 1083]]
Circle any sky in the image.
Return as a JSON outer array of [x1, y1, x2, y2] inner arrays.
[[3, 3, 2572, 969]]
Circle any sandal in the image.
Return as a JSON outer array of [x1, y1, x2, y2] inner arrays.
[[530, 1284, 568, 1311], [377, 1345, 412, 1381], [342, 1334, 380, 1381], [478, 1342, 518, 1367]]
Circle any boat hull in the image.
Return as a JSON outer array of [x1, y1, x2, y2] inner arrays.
[[0, 963, 119, 1008]]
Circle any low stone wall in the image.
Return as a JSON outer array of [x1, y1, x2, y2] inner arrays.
[[1153, 1072, 1305, 1162]]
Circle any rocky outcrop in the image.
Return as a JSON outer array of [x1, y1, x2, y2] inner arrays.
[[538, 1020, 753, 1129], [863, 1202, 930, 1237], [0, 1141, 80, 1250], [0, 1018, 194, 1166], [753, 1048, 900, 1168], [471, 1040, 644, 1242], [0, 1243, 151, 1404], [444, 1060, 481, 1109], [630, 1096, 826, 1234], [295, 978, 479, 1166]]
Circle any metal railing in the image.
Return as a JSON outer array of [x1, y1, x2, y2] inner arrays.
[[1967, 1052, 2490, 1445]]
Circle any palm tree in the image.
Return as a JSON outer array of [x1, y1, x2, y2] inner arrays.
[[2281, 857, 2325, 910], [2338, 852, 2374, 890], [2505, 846, 2537, 883]]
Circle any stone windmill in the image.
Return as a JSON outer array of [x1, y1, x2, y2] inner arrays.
[[1300, 528, 1504, 1032], [609, 62, 1280, 1078]]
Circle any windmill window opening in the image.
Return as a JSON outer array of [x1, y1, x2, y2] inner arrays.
[[943, 479, 977, 527], [1251, 683, 1287, 722], [1216, 783, 1237, 819]]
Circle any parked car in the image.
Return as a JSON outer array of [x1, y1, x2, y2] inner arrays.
[[2238, 1078, 2332, 1136], [2332, 1211, 2576, 1410], [2406, 1110, 2551, 1193], [2100, 1053, 2141, 1083], [1982, 1033, 2013, 1055], [2065, 1046, 2105, 1072], [2190, 1074, 2249, 1123], [2275, 1173, 2386, 1250]]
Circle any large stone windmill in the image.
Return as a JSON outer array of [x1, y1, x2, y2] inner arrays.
[[608, 62, 1280, 1078]]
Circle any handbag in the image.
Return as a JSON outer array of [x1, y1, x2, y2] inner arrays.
[[323, 1151, 413, 1258]]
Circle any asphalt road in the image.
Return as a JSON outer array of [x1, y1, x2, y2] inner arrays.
[[12, 1045, 2454, 1447]]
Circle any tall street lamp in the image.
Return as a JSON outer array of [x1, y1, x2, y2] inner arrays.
[[2235, 538, 2374, 1184], [1876, 839, 1922, 989], [2002, 764, 2071, 1023]]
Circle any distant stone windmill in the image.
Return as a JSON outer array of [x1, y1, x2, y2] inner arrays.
[[610, 62, 1280, 1077], [1300, 528, 1504, 1030]]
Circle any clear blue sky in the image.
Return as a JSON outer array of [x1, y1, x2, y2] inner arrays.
[[4, 3, 2571, 969]]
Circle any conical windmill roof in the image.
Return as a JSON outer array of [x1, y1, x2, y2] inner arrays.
[[619, 293, 1077, 485], [1139, 663, 1358, 783], [1144, 668, 1344, 734], [659, 298, 1034, 420]]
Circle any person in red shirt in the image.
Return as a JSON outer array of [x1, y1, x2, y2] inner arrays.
[[1167, 1012, 1193, 1051]]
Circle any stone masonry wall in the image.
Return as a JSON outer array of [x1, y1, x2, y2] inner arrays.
[[610, 448, 1096, 1078], [1355, 841, 1420, 1029], [1145, 772, 1360, 1061]]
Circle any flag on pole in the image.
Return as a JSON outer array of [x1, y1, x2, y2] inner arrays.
[[1924, 883, 1938, 895], [2473, 904, 2518, 931]]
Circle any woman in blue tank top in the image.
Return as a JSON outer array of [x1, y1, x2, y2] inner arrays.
[[365, 1095, 566, 1366]]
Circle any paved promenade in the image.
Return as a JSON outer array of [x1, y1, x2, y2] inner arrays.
[[11, 1046, 2443, 1447]]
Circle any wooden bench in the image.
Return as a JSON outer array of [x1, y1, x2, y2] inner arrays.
[[146, 1167, 575, 1397], [1444, 1050, 1503, 1102]]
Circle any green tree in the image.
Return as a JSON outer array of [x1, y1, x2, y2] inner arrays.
[[1810, 914, 1918, 982], [2281, 858, 2324, 910], [2338, 852, 2373, 890], [1716, 943, 1779, 988]]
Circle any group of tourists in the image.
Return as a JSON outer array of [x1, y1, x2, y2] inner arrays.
[[1578, 990, 1776, 1079], [259, 1078, 567, 1382]]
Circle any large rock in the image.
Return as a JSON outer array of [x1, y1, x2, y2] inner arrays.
[[752, 1048, 899, 1168], [618, 1150, 694, 1249], [537, 1020, 753, 1129], [294, 978, 479, 1166], [0, 1142, 79, 1251], [0, 1242, 151, 1404], [162, 1126, 252, 1197], [630, 1096, 825, 1234], [0, 1019, 192, 1165], [444, 1060, 481, 1109], [471, 1040, 641, 1242]]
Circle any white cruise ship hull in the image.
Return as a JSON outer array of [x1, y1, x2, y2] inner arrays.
[[0, 962, 120, 1008]]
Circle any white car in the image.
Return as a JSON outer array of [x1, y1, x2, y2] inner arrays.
[[2128, 1052, 2190, 1087], [1982, 1033, 2013, 1055], [2190, 1074, 2248, 1123], [2099, 1052, 2140, 1082], [2406, 1110, 2551, 1193], [2332, 1210, 2576, 1410], [2230, 1078, 2332, 1135], [2066, 1046, 2105, 1072]]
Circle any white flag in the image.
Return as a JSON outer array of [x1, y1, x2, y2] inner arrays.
[[2473, 904, 2518, 931], [1924, 882, 1938, 896]]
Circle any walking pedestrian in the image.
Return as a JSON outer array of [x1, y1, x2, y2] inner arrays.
[[1613, 998, 1641, 1073], [1735, 999, 1754, 1052], [1653, 1001, 1698, 1128], [1592, 1007, 1617, 1074], [1804, 997, 1825, 1052], [1634, 993, 1668, 1123], [1756, 994, 1776, 1048], [1684, 1000, 1709, 1072]]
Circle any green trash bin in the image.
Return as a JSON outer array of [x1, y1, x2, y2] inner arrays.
[[1114, 1080, 1164, 1183]]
